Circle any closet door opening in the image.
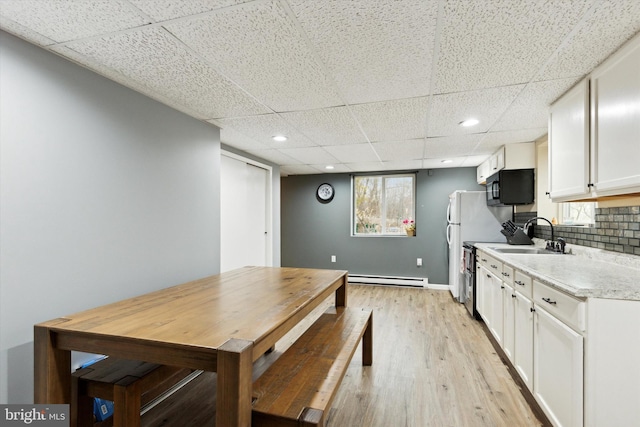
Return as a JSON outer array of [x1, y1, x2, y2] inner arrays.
[[220, 152, 271, 272]]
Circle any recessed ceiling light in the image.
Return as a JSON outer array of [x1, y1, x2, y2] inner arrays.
[[441, 159, 453, 164], [325, 165, 335, 170], [272, 135, 287, 142], [459, 118, 479, 127]]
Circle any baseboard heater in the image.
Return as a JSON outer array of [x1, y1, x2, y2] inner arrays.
[[348, 274, 427, 288]]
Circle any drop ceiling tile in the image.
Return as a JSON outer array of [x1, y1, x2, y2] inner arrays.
[[422, 158, 468, 169], [343, 161, 385, 173], [0, 1, 149, 43], [491, 78, 580, 132], [323, 143, 380, 163], [460, 155, 492, 167], [279, 107, 367, 146], [278, 147, 339, 165], [379, 160, 423, 172], [308, 164, 351, 174], [216, 114, 316, 148], [50, 44, 214, 120], [434, 0, 591, 93], [480, 128, 548, 148], [371, 139, 425, 161], [245, 149, 302, 166], [350, 97, 429, 142], [538, 0, 640, 81], [428, 86, 524, 137], [0, 16, 56, 46], [53, 27, 269, 119], [220, 126, 270, 151], [289, 0, 438, 104], [165, 0, 343, 112], [129, 0, 249, 22], [280, 164, 322, 176], [424, 134, 483, 158]]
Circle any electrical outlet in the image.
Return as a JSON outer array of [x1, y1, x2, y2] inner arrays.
[[417, 258, 422, 266], [331, 255, 336, 263]]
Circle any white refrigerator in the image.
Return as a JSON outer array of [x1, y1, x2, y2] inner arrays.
[[446, 191, 512, 302]]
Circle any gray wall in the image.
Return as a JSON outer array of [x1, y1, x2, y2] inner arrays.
[[281, 168, 483, 284], [1, 32, 223, 403]]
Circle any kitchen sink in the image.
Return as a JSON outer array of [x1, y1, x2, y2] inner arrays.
[[489, 247, 562, 255]]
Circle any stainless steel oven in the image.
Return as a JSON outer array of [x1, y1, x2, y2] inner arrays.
[[462, 242, 479, 319]]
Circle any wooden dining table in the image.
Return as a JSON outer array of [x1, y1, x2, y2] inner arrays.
[[34, 266, 348, 427]]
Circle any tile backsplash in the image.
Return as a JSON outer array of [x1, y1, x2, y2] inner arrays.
[[515, 206, 640, 256]]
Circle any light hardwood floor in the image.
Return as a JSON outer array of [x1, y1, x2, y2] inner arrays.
[[138, 285, 546, 427]]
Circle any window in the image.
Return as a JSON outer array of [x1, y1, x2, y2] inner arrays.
[[562, 202, 595, 225], [352, 173, 415, 235]]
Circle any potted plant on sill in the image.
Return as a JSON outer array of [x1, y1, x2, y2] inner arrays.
[[402, 219, 416, 236]]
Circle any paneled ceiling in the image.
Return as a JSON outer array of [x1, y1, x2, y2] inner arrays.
[[1, 1, 639, 175]]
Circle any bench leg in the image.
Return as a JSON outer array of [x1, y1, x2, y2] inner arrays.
[[362, 312, 373, 366], [299, 407, 325, 427], [113, 380, 141, 427], [71, 374, 94, 427]]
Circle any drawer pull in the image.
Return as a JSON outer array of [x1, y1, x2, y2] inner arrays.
[[515, 280, 525, 286], [542, 297, 557, 305], [490, 264, 498, 269], [486, 274, 491, 278], [481, 258, 487, 262], [502, 272, 510, 277]]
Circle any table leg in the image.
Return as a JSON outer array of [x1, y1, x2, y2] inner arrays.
[[216, 339, 253, 427], [34, 322, 71, 404], [363, 312, 373, 366], [335, 276, 347, 307]]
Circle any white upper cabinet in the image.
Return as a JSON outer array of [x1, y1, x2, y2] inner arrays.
[[477, 143, 535, 184], [590, 35, 640, 197], [548, 33, 640, 201], [548, 79, 590, 200]]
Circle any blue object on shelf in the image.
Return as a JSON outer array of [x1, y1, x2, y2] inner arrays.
[[93, 398, 115, 422]]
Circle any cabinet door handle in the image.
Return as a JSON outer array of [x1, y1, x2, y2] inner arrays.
[[486, 274, 491, 278], [500, 285, 505, 289], [512, 294, 516, 298], [515, 280, 525, 286], [542, 297, 557, 305], [530, 307, 536, 312]]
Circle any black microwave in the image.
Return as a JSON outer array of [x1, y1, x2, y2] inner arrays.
[[486, 169, 535, 206]]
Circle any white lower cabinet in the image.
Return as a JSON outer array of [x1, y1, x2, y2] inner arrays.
[[488, 274, 504, 346], [533, 305, 584, 427], [476, 248, 640, 426], [502, 286, 515, 363], [476, 256, 584, 427], [513, 290, 533, 391]]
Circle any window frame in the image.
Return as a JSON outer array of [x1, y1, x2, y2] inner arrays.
[[561, 201, 595, 226], [351, 172, 417, 237]]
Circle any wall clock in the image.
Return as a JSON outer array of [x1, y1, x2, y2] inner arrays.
[[316, 183, 334, 203]]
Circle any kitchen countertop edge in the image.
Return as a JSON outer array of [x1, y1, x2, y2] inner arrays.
[[474, 242, 640, 301]]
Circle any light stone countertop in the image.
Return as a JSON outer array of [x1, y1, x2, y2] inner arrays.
[[474, 241, 640, 301]]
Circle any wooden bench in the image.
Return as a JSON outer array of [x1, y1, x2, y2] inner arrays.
[[252, 306, 373, 427], [71, 357, 192, 427]]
